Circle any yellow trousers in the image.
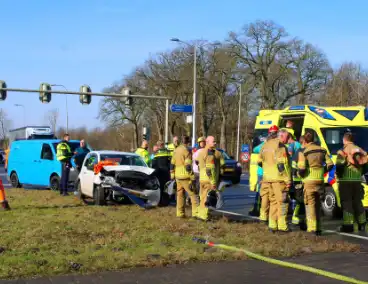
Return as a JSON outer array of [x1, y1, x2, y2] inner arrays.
[[197, 181, 213, 221], [304, 182, 323, 232], [176, 179, 198, 217]]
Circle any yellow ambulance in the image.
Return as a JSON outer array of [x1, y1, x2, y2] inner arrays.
[[250, 105, 368, 218]]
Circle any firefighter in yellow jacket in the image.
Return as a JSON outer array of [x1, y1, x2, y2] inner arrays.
[[297, 130, 333, 235], [336, 132, 367, 233], [258, 125, 292, 232], [195, 136, 225, 221], [170, 136, 198, 218]]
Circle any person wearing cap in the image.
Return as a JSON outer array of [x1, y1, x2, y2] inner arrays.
[[258, 125, 292, 232], [135, 140, 150, 165], [193, 137, 206, 195]]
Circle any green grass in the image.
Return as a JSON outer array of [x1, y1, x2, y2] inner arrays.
[[0, 189, 360, 279]]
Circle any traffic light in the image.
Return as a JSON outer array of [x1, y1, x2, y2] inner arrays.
[[39, 83, 52, 103], [123, 87, 133, 106], [0, 80, 7, 101], [79, 85, 92, 105]]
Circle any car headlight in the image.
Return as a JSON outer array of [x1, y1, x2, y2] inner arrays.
[[101, 176, 116, 185], [145, 177, 160, 190]]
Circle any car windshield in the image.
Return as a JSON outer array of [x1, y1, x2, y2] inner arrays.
[[52, 142, 81, 153], [321, 127, 368, 155], [218, 149, 232, 160], [100, 154, 147, 167]]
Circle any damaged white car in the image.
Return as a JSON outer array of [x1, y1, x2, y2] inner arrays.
[[75, 151, 162, 208]]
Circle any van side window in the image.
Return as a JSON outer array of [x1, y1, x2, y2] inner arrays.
[[304, 128, 321, 146], [41, 144, 53, 160]]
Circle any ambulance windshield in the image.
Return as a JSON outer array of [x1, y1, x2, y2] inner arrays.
[[321, 127, 368, 154]]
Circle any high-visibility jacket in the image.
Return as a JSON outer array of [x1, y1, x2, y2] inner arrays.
[[336, 142, 367, 182], [297, 142, 333, 183], [196, 147, 225, 186], [167, 143, 178, 156], [152, 148, 171, 172], [253, 142, 264, 176], [56, 141, 72, 162], [135, 147, 150, 164], [257, 137, 291, 186], [170, 145, 194, 180], [288, 141, 302, 182]]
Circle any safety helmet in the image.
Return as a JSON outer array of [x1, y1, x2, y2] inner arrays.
[[268, 125, 279, 133], [197, 136, 206, 143]]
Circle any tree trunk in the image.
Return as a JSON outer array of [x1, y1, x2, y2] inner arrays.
[[133, 123, 139, 150], [230, 130, 235, 156], [220, 114, 227, 150]]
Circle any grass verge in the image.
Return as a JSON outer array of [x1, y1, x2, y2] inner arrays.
[[0, 189, 360, 279]]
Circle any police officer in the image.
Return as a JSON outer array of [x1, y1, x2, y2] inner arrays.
[[297, 130, 333, 235], [152, 140, 172, 205], [167, 136, 179, 156], [258, 125, 292, 232], [195, 136, 225, 221], [56, 134, 73, 196], [336, 132, 367, 233], [170, 136, 198, 218], [135, 140, 150, 165]]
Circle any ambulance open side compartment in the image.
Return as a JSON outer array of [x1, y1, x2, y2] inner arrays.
[[250, 105, 368, 219]]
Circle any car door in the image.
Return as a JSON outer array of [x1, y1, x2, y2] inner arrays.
[[79, 153, 98, 197], [37, 143, 56, 187]]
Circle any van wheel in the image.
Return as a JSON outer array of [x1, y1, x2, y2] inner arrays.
[[10, 172, 21, 188], [50, 175, 60, 191], [94, 186, 106, 206], [321, 187, 341, 219]]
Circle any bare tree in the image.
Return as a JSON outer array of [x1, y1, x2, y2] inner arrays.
[[46, 109, 59, 133], [0, 109, 11, 147]]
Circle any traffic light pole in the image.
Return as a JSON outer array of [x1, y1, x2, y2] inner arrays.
[[0, 86, 171, 146]]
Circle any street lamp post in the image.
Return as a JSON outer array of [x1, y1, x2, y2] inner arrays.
[[51, 84, 69, 133], [14, 104, 25, 126], [170, 38, 220, 147], [236, 84, 242, 161]]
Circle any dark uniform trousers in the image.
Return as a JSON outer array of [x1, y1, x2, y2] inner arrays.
[[60, 161, 71, 194], [339, 181, 366, 226]]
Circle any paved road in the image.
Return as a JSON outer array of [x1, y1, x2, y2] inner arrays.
[[1, 252, 368, 283]]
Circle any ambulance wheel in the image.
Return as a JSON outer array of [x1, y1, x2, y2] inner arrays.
[[50, 175, 60, 191], [10, 172, 21, 188], [94, 185, 106, 206], [322, 187, 341, 219]]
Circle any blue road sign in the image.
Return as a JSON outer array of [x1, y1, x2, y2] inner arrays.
[[170, 104, 193, 113], [241, 144, 249, 153]]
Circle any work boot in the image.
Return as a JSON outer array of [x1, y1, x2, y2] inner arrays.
[[268, 228, 277, 234], [307, 230, 321, 236], [62, 192, 69, 196], [0, 201, 10, 210], [278, 228, 292, 234]]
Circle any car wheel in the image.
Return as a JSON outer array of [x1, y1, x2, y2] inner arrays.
[[321, 187, 341, 219], [50, 175, 60, 191], [94, 185, 106, 206], [10, 172, 21, 188]]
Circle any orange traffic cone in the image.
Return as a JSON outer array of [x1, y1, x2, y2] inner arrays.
[[0, 180, 10, 210]]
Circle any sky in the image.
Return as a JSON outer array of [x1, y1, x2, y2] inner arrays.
[[1, 0, 368, 131]]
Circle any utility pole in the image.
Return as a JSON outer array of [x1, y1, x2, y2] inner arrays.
[[236, 84, 242, 160]]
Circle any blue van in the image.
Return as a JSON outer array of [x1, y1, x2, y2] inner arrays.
[[7, 139, 82, 191]]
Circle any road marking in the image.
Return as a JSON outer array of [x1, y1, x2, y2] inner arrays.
[[213, 209, 368, 241]]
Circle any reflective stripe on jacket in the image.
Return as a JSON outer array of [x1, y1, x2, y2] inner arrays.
[[170, 145, 194, 180], [196, 147, 224, 186]]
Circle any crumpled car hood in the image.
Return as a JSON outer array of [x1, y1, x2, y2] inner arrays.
[[102, 165, 155, 175]]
